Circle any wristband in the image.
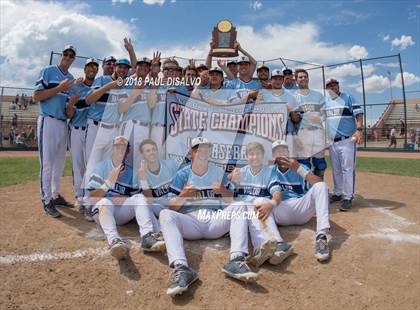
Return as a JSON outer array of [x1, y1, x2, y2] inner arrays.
[[297, 165, 310, 179], [100, 182, 110, 191]]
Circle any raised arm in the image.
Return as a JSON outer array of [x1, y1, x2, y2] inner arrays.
[[235, 41, 257, 78], [33, 79, 74, 102]]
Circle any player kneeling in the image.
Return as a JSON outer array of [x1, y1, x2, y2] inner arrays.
[[159, 137, 260, 297], [270, 140, 331, 262], [87, 136, 148, 260]]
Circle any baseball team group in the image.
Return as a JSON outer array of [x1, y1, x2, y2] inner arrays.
[[33, 38, 363, 297]]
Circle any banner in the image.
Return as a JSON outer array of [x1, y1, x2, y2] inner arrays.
[[165, 91, 288, 169]]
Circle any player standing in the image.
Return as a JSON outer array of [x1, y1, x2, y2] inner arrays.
[[282, 67, 299, 91], [325, 78, 363, 211], [66, 58, 99, 218], [34, 45, 77, 218]]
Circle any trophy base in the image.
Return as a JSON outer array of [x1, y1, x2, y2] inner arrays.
[[211, 48, 239, 58]]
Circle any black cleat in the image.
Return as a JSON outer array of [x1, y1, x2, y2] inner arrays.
[[167, 265, 198, 297], [329, 194, 342, 204], [339, 199, 352, 212], [43, 201, 62, 218], [52, 195, 73, 208]]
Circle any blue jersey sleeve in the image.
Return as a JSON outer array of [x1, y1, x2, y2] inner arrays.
[[169, 166, 189, 195], [35, 67, 49, 91], [349, 94, 363, 116]]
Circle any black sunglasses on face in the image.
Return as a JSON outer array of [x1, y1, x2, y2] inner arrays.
[[63, 52, 75, 59], [164, 67, 178, 72]]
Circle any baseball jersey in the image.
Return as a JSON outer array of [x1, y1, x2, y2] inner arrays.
[[259, 89, 298, 134], [234, 165, 280, 203], [87, 75, 112, 122], [151, 86, 168, 125], [268, 165, 308, 200], [122, 88, 151, 123], [35, 65, 74, 120], [169, 163, 233, 214], [176, 85, 193, 97], [226, 78, 262, 90], [87, 160, 138, 197], [324, 91, 363, 139], [294, 89, 325, 130], [68, 82, 92, 127], [199, 88, 242, 104], [143, 159, 179, 204]]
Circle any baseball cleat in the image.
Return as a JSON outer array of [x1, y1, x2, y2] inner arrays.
[[141, 232, 166, 252], [249, 239, 277, 268], [222, 256, 259, 283], [329, 194, 342, 204], [315, 234, 330, 262], [167, 265, 198, 297], [84, 206, 94, 222], [109, 238, 129, 260], [339, 199, 352, 212], [268, 242, 294, 265], [43, 201, 62, 218], [52, 195, 73, 208]]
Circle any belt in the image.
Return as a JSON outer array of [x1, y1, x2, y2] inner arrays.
[[131, 119, 149, 126], [73, 126, 86, 130], [46, 115, 66, 122], [100, 123, 118, 129], [333, 136, 350, 142], [93, 120, 99, 126]]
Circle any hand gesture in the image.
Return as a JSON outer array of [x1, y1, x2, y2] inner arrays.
[[152, 51, 161, 66], [68, 93, 80, 106], [189, 58, 196, 68], [233, 40, 240, 51], [108, 163, 124, 187], [58, 79, 74, 92], [138, 160, 147, 181], [277, 156, 300, 171], [123, 37, 134, 52], [230, 168, 245, 182], [179, 181, 197, 198], [212, 180, 224, 195], [75, 77, 84, 86], [255, 202, 273, 221]]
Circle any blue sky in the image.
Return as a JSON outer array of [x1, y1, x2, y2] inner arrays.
[[0, 0, 419, 124]]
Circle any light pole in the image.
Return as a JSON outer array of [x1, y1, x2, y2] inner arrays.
[[387, 71, 394, 102]]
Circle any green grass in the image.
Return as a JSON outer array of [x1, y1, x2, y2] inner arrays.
[[326, 157, 420, 178], [0, 157, 72, 188], [0, 155, 418, 188]]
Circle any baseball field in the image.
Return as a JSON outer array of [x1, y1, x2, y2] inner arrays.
[[0, 152, 419, 309]]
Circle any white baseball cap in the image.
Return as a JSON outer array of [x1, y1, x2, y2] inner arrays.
[[237, 56, 250, 64], [209, 66, 223, 74], [271, 69, 284, 78], [272, 140, 288, 149], [85, 58, 99, 67], [191, 137, 212, 148], [62, 45, 77, 55]]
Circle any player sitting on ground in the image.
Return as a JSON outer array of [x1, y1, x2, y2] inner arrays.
[[229, 142, 289, 267], [87, 136, 148, 261], [130, 139, 179, 252], [269, 140, 331, 262], [159, 137, 262, 297]]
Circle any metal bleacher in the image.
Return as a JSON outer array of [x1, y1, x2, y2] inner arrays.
[[383, 99, 420, 127]]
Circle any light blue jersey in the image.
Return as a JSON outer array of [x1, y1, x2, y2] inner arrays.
[[145, 159, 179, 204], [284, 83, 299, 91], [268, 165, 308, 200], [151, 86, 168, 125], [324, 91, 363, 139], [294, 89, 325, 130], [200, 87, 242, 104], [87, 75, 112, 122], [226, 78, 262, 90], [122, 88, 151, 123], [234, 165, 280, 203], [87, 160, 138, 197], [35, 65, 74, 120], [259, 89, 298, 133], [68, 83, 92, 127], [169, 163, 232, 214]]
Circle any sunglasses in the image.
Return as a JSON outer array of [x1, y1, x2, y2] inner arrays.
[[164, 67, 178, 72], [63, 52, 75, 59]]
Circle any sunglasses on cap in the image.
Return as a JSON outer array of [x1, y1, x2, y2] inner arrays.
[[63, 52, 75, 59]]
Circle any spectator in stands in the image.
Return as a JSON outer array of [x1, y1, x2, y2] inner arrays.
[[399, 118, 405, 136], [388, 126, 397, 149], [8, 128, 15, 146], [27, 126, 35, 146], [12, 113, 18, 127], [9, 101, 16, 110], [409, 128, 415, 144]]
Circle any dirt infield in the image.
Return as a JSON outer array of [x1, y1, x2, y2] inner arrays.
[[1, 172, 419, 310]]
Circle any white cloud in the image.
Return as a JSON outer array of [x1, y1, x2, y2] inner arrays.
[[130, 17, 139, 23], [0, 0, 134, 87], [325, 63, 375, 80], [251, 1, 262, 11], [143, 0, 165, 5], [347, 45, 368, 59], [355, 72, 420, 93], [383, 34, 390, 41], [170, 0, 176, 2], [112, 0, 134, 4], [391, 35, 415, 50]]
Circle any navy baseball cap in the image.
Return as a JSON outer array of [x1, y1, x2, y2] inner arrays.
[[85, 58, 99, 67], [62, 45, 76, 55], [103, 56, 117, 63], [137, 57, 151, 65], [115, 58, 131, 68], [282, 67, 293, 75]]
